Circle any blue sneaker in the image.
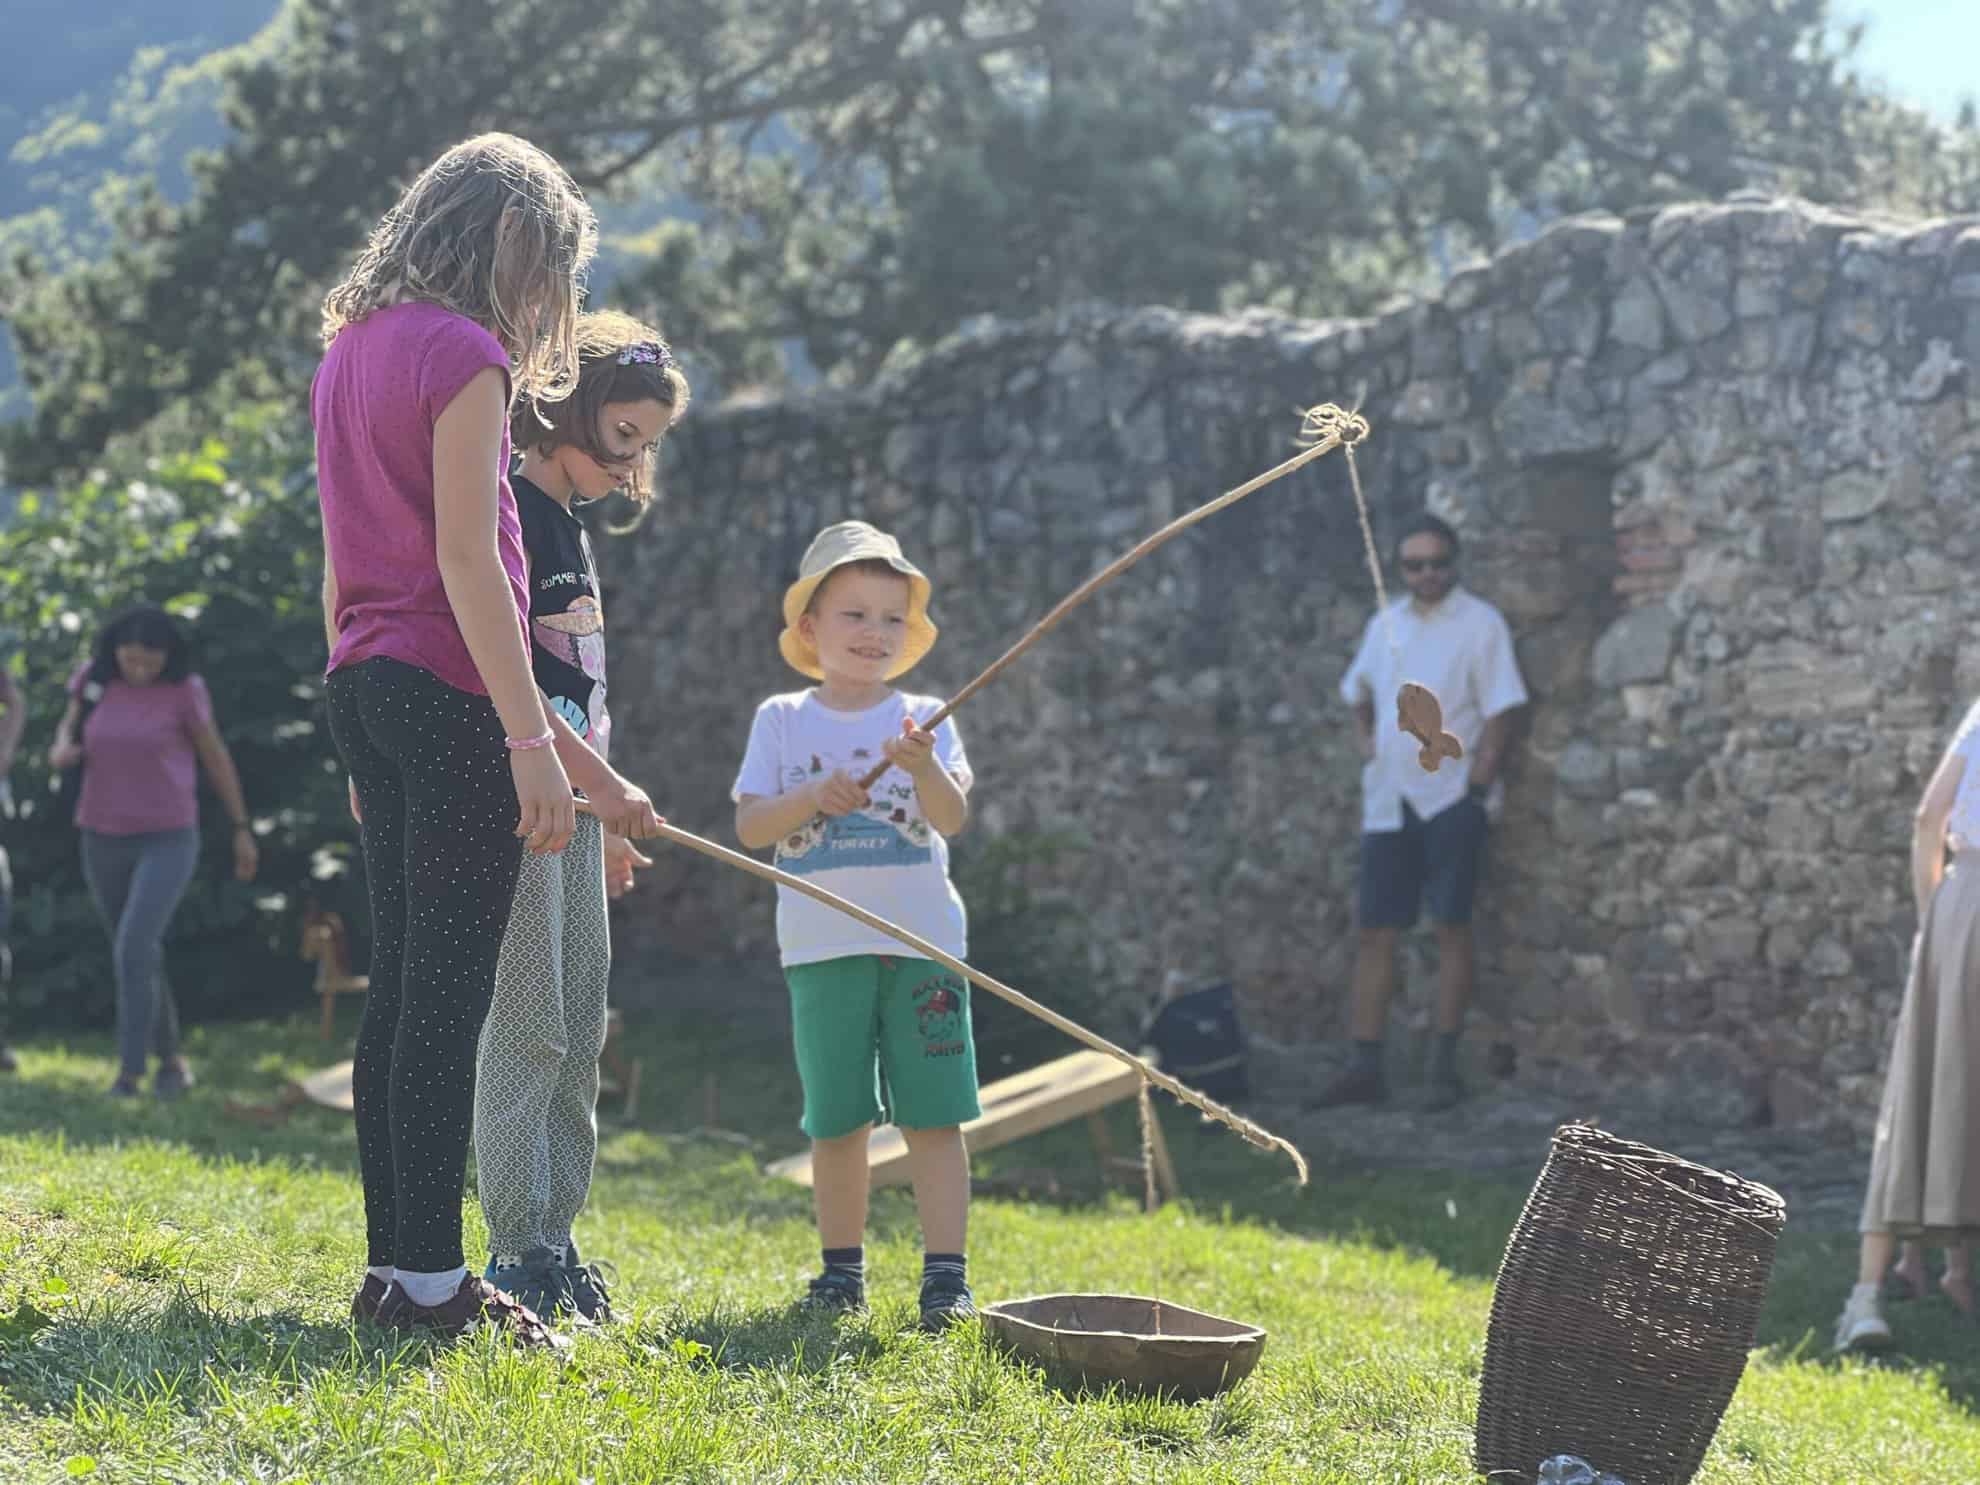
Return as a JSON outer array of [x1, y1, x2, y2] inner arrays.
[[562, 1238, 617, 1326], [919, 1272, 976, 1332], [485, 1246, 575, 1324], [800, 1269, 867, 1315]]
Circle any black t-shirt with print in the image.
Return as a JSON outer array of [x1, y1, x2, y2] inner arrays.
[[514, 474, 611, 759]]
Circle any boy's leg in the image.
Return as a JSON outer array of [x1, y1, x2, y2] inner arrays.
[[901, 1125, 968, 1254], [473, 835, 566, 1281], [544, 814, 609, 1256], [878, 958, 981, 1328], [787, 956, 884, 1306]]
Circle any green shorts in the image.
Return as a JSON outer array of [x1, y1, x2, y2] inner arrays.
[[785, 954, 982, 1140]]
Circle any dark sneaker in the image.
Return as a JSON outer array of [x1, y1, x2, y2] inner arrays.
[[919, 1273, 977, 1332], [109, 1076, 142, 1099], [154, 1057, 195, 1101], [800, 1269, 867, 1315], [377, 1274, 567, 1349], [351, 1272, 391, 1325], [563, 1242, 617, 1326], [1303, 1066, 1387, 1110], [485, 1247, 576, 1324], [0, 1044, 17, 1073]]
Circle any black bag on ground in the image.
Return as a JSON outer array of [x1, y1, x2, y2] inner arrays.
[[1142, 982, 1248, 1102]]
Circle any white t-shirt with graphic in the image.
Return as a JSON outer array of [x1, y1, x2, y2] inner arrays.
[[1341, 585, 1528, 833], [732, 689, 972, 968]]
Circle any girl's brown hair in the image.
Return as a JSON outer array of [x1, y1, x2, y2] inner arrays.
[[320, 132, 598, 401], [511, 309, 690, 520]]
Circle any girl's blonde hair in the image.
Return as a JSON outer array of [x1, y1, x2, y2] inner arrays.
[[512, 309, 690, 526], [320, 132, 598, 401]]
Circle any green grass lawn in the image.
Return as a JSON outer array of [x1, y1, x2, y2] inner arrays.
[[2, 1009, 1978, 1483]]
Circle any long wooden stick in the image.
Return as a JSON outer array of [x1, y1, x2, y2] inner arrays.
[[592, 808, 1310, 1186], [856, 402, 1371, 789]]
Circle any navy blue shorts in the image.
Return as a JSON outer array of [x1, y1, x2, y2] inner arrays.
[[1357, 797, 1489, 929]]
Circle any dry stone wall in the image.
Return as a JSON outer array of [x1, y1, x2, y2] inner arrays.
[[601, 195, 1980, 1136]]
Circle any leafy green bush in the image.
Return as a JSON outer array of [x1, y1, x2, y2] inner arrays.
[[0, 403, 362, 1035]]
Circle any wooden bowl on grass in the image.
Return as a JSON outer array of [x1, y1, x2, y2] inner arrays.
[[981, 1293, 1266, 1401]]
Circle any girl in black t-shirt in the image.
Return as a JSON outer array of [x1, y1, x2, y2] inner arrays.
[[474, 311, 689, 1325]]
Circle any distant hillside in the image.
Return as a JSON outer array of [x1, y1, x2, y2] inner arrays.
[[0, 1, 283, 419]]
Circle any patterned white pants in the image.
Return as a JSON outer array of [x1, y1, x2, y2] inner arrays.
[[473, 811, 611, 1260]]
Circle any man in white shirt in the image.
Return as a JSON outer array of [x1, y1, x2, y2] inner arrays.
[[1312, 515, 1528, 1111]]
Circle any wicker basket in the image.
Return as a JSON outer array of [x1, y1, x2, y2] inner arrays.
[[1474, 1123, 1787, 1485]]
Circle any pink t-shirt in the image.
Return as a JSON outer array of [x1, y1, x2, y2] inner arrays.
[[311, 301, 528, 695], [69, 666, 213, 835]]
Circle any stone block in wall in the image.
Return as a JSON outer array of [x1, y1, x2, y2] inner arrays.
[[1695, 917, 1762, 968], [1820, 469, 1890, 522], [1743, 645, 1876, 719], [1592, 605, 1678, 688], [1652, 241, 1735, 344], [1609, 276, 1667, 352]]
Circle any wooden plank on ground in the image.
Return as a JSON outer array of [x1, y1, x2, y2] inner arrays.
[[296, 1059, 355, 1113], [765, 1049, 1144, 1189]]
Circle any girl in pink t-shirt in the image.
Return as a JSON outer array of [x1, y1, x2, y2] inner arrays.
[[311, 132, 660, 1347]]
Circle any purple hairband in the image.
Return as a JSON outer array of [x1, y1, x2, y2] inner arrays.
[[616, 340, 676, 371]]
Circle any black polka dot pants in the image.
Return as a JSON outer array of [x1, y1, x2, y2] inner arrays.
[[473, 810, 611, 1262], [326, 657, 525, 1273]]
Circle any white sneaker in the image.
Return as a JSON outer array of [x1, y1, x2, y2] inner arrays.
[[1833, 1287, 1893, 1353]]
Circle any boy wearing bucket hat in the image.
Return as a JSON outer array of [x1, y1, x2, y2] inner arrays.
[[732, 521, 980, 1329]]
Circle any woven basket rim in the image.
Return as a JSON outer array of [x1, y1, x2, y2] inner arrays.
[[1551, 1122, 1787, 1230]]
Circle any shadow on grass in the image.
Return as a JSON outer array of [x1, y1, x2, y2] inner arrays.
[[0, 1284, 397, 1417], [620, 1300, 895, 1378]]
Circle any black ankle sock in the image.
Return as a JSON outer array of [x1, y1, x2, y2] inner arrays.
[[1351, 1038, 1385, 1081], [922, 1252, 967, 1287], [822, 1246, 865, 1287], [1429, 1031, 1461, 1082]]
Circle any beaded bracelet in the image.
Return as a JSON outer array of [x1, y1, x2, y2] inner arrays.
[[505, 729, 555, 752]]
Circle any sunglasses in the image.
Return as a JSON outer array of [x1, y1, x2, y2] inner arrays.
[[1399, 556, 1453, 574]]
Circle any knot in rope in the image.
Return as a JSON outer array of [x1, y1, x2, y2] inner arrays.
[[1297, 402, 1371, 450]]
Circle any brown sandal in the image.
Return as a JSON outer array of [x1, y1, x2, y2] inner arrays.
[[375, 1274, 567, 1349]]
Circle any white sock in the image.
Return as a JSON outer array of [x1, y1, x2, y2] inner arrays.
[[366, 1265, 394, 1286], [397, 1265, 470, 1307], [1851, 1282, 1881, 1304]]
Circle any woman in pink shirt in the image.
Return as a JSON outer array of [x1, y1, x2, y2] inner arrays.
[[50, 606, 257, 1099]]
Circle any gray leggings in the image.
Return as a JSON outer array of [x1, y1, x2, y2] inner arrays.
[[81, 827, 199, 1079], [474, 812, 611, 1261]]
